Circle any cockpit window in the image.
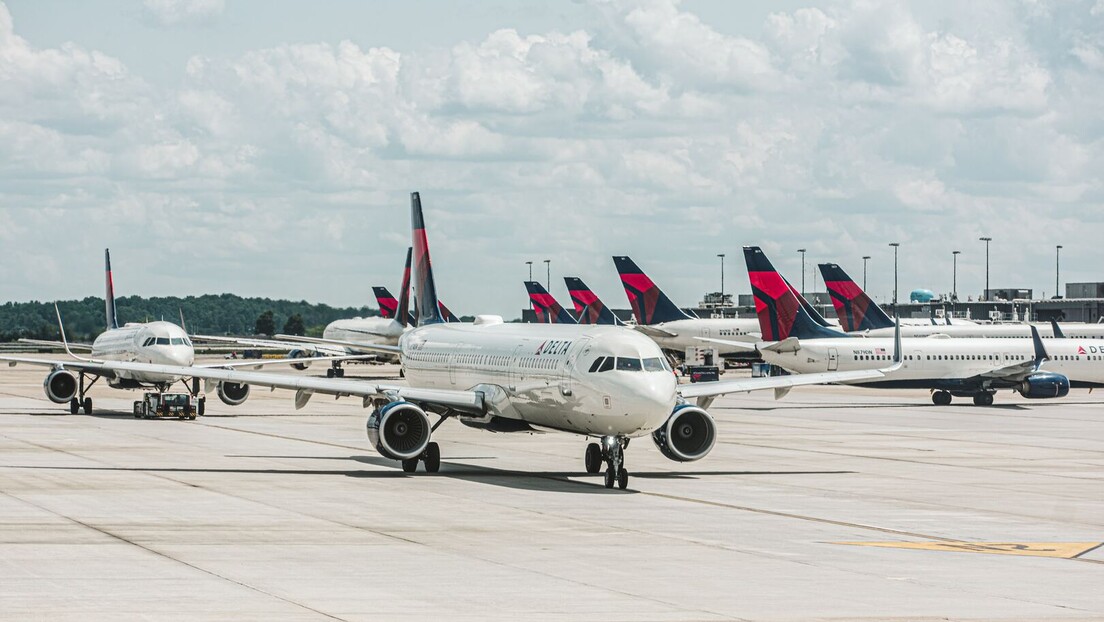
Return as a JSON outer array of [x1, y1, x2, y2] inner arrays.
[[156, 337, 170, 345], [598, 357, 614, 372], [588, 357, 605, 373], [643, 357, 666, 372], [170, 338, 185, 345], [143, 337, 154, 347], [615, 357, 642, 372]]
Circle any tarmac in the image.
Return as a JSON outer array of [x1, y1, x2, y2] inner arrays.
[[0, 357, 1102, 621]]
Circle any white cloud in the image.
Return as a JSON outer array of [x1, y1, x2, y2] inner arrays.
[[143, 0, 224, 27]]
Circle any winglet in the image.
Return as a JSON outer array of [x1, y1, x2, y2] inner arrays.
[[892, 308, 903, 365], [54, 304, 90, 362], [1050, 319, 1066, 339], [397, 247, 414, 327], [178, 308, 188, 334], [1030, 324, 1050, 370]]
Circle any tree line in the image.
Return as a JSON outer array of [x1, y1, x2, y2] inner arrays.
[[0, 294, 377, 342]]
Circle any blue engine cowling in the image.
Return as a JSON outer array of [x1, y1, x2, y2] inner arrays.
[[289, 349, 312, 370], [1018, 372, 1070, 399], [652, 404, 717, 462], [366, 401, 431, 461]]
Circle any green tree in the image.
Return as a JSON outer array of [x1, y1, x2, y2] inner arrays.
[[282, 313, 305, 336], [254, 310, 276, 336]]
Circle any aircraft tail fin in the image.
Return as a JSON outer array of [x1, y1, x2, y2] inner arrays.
[[396, 247, 414, 327], [782, 275, 833, 328], [819, 262, 894, 332], [745, 247, 847, 341], [104, 249, 119, 330], [564, 276, 622, 325], [411, 192, 444, 326], [612, 256, 694, 325], [438, 301, 460, 323], [373, 287, 399, 320], [525, 281, 576, 324]]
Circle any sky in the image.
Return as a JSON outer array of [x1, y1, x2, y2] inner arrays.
[[1, 0, 1102, 316]]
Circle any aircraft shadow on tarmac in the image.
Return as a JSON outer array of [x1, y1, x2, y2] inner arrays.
[[3, 457, 855, 495], [719, 402, 1034, 412]]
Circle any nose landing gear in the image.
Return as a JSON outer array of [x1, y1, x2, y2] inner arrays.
[[586, 436, 629, 490]]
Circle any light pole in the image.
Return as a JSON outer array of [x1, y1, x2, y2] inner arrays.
[[1056, 245, 1063, 299], [952, 250, 961, 300], [979, 237, 992, 300], [543, 259, 551, 290], [862, 255, 871, 290], [888, 242, 900, 305], [525, 261, 533, 281], [717, 253, 725, 301], [797, 249, 807, 296]]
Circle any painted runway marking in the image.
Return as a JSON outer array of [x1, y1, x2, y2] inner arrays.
[[834, 541, 1104, 559]]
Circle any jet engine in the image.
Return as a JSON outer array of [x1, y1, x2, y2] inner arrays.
[[1018, 372, 1070, 399], [289, 349, 312, 370], [217, 381, 250, 406], [43, 370, 78, 404], [652, 404, 717, 462], [366, 401, 431, 461]]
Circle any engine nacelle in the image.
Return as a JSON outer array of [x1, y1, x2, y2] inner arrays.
[[1018, 372, 1070, 399], [366, 401, 431, 461], [44, 370, 78, 404], [289, 349, 312, 370], [652, 404, 717, 462], [217, 382, 250, 406]]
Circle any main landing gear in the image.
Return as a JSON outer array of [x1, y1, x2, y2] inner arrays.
[[69, 373, 98, 414], [326, 362, 346, 378], [931, 390, 995, 406], [585, 436, 629, 490], [401, 442, 441, 474]]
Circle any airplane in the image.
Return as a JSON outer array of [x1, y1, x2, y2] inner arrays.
[[613, 256, 760, 354], [700, 247, 1104, 407], [564, 277, 625, 326], [820, 262, 1104, 339], [3, 250, 357, 415], [3, 195, 887, 489], [525, 281, 576, 324]]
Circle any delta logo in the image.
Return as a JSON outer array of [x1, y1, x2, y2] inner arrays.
[[535, 340, 573, 356], [1078, 346, 1087, 355]]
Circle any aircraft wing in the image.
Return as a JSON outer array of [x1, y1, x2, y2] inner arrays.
[[634, 325, 679, 339], [678, 368, 885, 405], [974, 325, 1052, 383], [0, 356, 482, 414], [271, 334, 401, 355], [192, 334, 348, 356], [695, 337, 758, 350], [18, 338, 94, 351], [200, 353, 381, 370]]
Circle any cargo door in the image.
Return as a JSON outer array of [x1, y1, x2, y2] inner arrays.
[[828, 347, 839, 371]]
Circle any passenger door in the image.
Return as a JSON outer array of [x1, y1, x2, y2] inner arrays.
[[828, 347, 838, 371]]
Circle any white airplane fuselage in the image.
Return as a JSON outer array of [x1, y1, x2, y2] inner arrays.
[[400, 319, 677, 437], [89, 321, 195, 387], [762, 336, 1104, 389], [643, 318, 761, 354], [858, 323, 1104, 340]]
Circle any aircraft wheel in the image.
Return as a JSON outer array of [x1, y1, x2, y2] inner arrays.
[[604, 467, 616, 489], [973, 393, 994, 406], [82, 397, 93, 414], [617, 467, 629, 490], [401, 458, 419, 473], [326, 368, 335, 378], [197, 398, 205, 417], [423, 442, 441, 473], [69, 398, 80, 415], [336, 368, 345, 378], [932, 391, 952, 406], [584, 443, 602, 474]]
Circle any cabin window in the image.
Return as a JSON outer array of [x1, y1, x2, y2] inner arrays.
[[616, 358, 643, 372], [643, 357, 665, 372], [598, 357, 615, 372]]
